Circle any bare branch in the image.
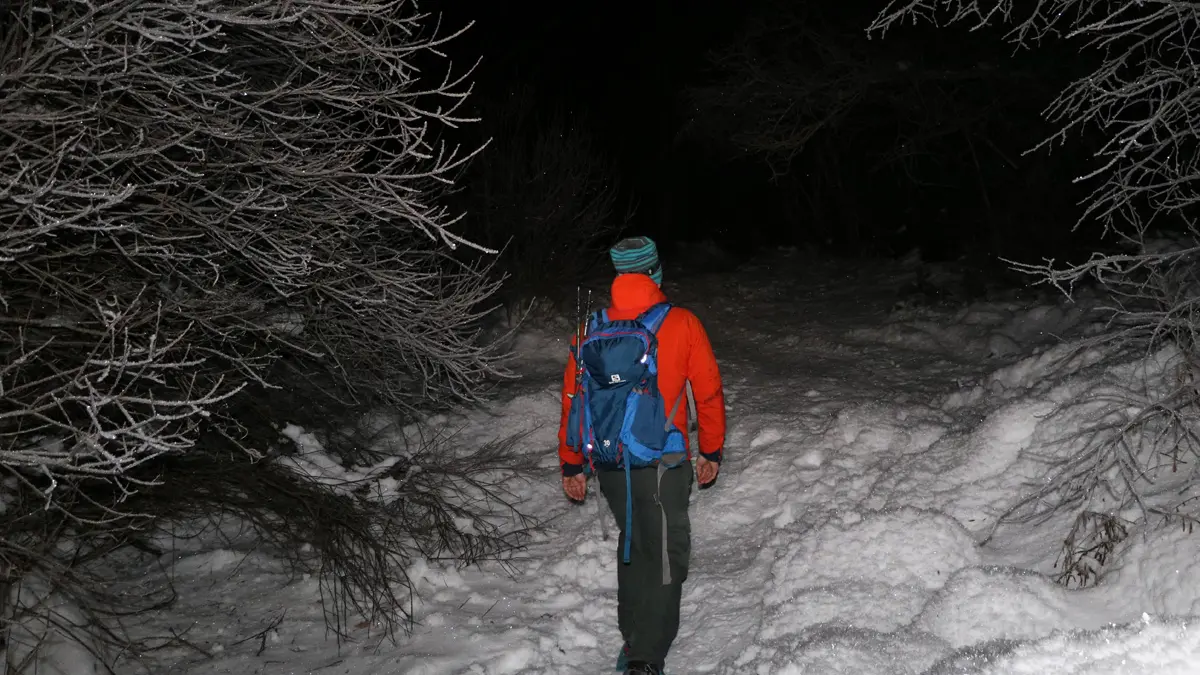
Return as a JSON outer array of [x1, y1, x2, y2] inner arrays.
[[0, 0, 506, 520]]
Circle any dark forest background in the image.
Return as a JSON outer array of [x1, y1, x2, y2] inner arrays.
[[439, 0, 1109, 284]]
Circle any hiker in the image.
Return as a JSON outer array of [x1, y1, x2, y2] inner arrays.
[[557, 236, 726, 675]]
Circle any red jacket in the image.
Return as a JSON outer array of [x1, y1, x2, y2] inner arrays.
[[557, 274, 726, 475]]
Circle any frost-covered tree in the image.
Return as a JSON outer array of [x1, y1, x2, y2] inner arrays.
[[0, 0, 527, 665], [1, 0, 501, 512], [870, 0, 1200, 585]]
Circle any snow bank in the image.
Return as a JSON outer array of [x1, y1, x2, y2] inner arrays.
[[854, 292, 1105, 360], [749, 311, 1200, 670], [914, 566, 1091, 648], [762, 509, 979, 640], [1100, 525, 1200, 619]]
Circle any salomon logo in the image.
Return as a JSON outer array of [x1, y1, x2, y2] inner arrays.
[[610, 374, 623, 383]]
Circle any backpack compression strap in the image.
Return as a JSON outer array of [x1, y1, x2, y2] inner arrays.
[[585, 304, 672, 334], [586, 309, 608, 333]]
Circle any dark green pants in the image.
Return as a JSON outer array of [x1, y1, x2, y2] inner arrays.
[[598, 462, 693, 667]]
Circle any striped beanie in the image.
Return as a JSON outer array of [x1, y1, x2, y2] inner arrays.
[[609, 236, 663, 285]]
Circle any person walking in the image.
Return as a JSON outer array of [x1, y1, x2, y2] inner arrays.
[[557, 236, 726, 675]]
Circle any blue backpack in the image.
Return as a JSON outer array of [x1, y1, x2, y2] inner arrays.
[[565, 302, 687, 565]]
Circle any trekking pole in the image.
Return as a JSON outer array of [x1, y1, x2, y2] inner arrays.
[[576, 288, 584, 364], [573, 287, 592, 384]]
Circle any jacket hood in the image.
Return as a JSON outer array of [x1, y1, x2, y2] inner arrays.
[[610, 273, 667, 311]]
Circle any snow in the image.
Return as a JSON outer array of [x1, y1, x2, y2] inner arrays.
[[275, 422, 417, 501], [6, 574, 103, 675], [49, 253, 1200, 673]]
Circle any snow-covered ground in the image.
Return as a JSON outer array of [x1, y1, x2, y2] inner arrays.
[[43, 251, 1200, 674]]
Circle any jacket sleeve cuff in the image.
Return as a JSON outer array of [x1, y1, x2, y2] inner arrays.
[[700, 448, 723, 464], [561, 462, 584, 477]]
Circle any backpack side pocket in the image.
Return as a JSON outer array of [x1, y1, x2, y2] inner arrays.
[[628, 386, 670, 452]]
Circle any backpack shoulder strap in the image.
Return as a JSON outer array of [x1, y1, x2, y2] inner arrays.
[[637, 303, 673, 334], [586, 309, 608, 333]]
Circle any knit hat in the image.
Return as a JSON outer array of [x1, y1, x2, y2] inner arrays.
[[609, 236, 663, 285]]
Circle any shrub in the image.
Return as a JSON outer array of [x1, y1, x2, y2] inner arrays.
[[871, 0, 1200, 585], [0, 0, 531, 667]]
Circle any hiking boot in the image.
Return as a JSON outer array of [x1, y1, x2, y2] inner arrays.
[[625, 662, 663, 675], [615, 643, 631, 671]]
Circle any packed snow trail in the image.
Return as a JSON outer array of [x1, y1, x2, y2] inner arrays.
[[620, 259, 1032, 673], [113, 252, 1200, 675]]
